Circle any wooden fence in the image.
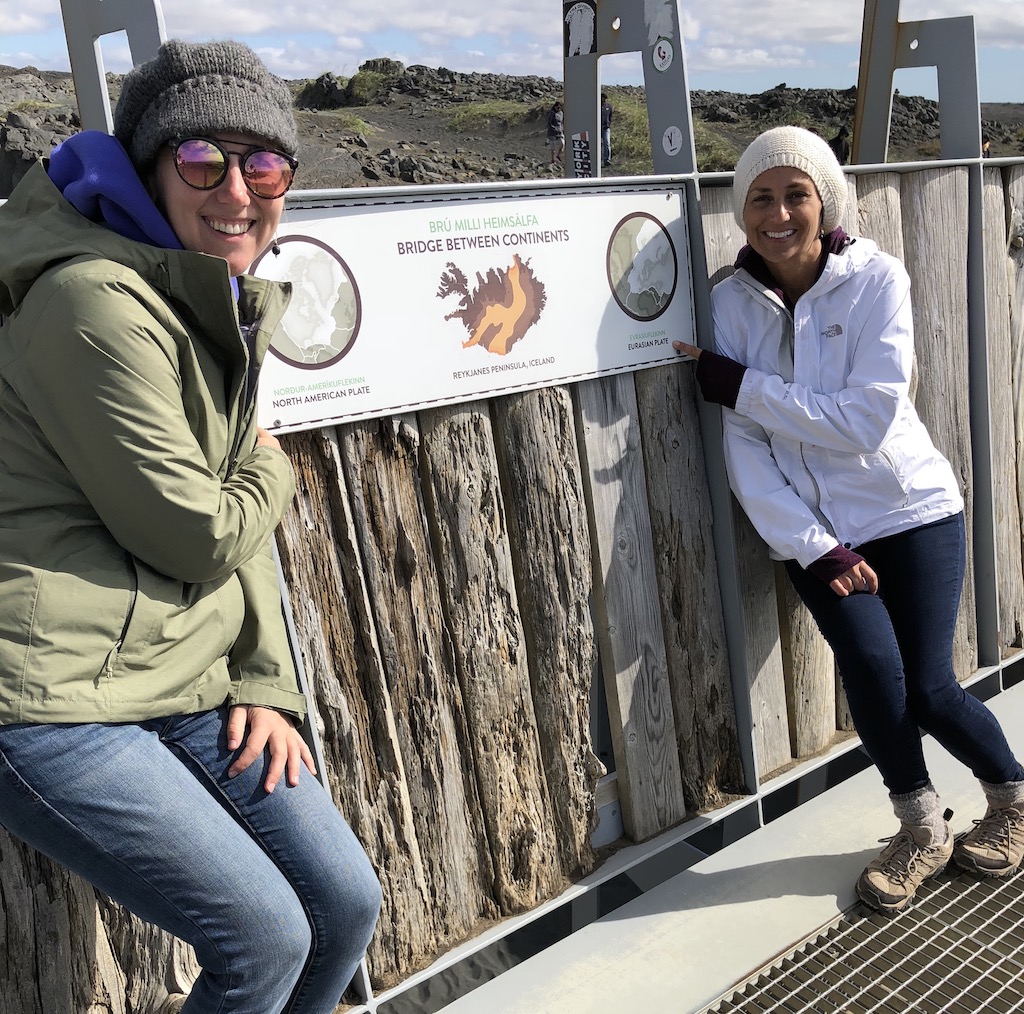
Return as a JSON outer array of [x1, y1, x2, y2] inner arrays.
[[4, 163, 1024, 1012]]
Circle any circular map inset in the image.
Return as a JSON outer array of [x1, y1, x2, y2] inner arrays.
[[607, 213, 678, 321], [251, 236, 361, 369]]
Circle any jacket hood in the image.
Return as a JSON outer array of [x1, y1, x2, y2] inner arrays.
[[0, 149, 258, 321], [0, 160, 174, 317], [47, 131, 181, 249]]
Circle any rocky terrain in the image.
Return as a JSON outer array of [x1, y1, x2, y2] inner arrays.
[[2, 57, 1022, 198]]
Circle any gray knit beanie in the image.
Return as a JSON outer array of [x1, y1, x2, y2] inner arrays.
[[114, 38, 298, 168], [732, 125, 847, 233]]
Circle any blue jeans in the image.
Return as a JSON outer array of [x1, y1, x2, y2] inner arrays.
[[785, 513, 1024, 795], [0, 706, 381, 1013]]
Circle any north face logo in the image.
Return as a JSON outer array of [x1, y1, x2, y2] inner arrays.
[[822, 324, 844, 338]]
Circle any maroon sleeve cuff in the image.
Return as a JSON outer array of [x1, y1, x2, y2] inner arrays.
[[694, 351, 746, 409], [807, 545, 865, 584]]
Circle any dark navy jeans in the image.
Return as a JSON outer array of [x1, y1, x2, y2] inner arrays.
[[785, 512, 1024, 795], [0, 706, 381, 1013]]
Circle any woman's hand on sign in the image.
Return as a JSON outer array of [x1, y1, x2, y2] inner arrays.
[[830, 561, 879, 598], [673, 340, 701, 361]]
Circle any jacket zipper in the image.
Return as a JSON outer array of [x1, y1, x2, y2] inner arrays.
[[227, 302, 267, 473], [103, 555, 139, 677]]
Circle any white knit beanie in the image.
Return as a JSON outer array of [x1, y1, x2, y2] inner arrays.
[[732, 125, 847, 233]]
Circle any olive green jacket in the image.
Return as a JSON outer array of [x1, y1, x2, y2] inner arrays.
[[0, 162, 306, 724]]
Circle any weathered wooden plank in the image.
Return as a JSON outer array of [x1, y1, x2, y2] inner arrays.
[[982, 167, 1024, 652], [856, 174, 920, 403], [836, 671, 856, 733], [839, 172, 903, 725], [855, 172, 906, 261], [96, 899, 195, 1012], [419, 402, 564, 910], [634, 363, 745, 810], [338, 418, 497, 956], [699, 184, 793, 779], [699, 183, 746, 279], [0, 832, 127, 1014], [575, 373, 688, 839], [276, 428, 438, 986], [899, 169, 977, 678], [491, 388, 602, 878], [774, 563, 835, 757], [1005, 167, 1024, 644], [730, 509, 793, 778]]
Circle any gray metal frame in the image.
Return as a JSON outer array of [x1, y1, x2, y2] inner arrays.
[[58, 0, 165, 132], [855, 0, 982, 162], [562, 0, 699, 177]]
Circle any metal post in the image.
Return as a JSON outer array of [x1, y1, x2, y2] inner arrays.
[[562, 0, 697, 178], [854, 0, 981, 163], [58, 0, 166, 132]]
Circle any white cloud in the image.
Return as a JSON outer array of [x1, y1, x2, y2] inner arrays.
[[699, 45, 807, 73], [0, 13, 47, 33]]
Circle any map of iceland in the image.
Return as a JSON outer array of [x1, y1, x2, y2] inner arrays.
[[437, 254, 547, 355]]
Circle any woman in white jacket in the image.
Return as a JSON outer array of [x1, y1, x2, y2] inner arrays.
[[675, 125, 1024, 913]]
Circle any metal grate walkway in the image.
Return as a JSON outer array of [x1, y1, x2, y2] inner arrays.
[[702, 868, 1024, 1013]]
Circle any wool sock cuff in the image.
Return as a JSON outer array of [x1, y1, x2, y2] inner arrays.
[[891, 782, 948, 843], [980, 777, 1024, 809]]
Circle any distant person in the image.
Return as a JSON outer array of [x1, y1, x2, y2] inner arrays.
[[0, 38, 381, 1010], [674, 125, 1024, 915], [601, 92, 613, 167], [547, 100, 565, 166], [828, 124, 851, 164], [982, 133, 992, 157]]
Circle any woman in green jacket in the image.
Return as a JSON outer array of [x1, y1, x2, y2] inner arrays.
[[0, 39, 380, 1013]]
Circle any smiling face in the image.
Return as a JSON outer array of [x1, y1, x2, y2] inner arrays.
[[742, 166, 824, 293], [150, 132, 285, 277]]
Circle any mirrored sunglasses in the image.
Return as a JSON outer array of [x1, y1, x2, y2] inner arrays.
[[168, 137, 298, 199]]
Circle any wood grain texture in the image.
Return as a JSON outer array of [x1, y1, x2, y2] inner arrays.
[[575, 373, 687, 839], [634, 363, 745, 809], [855, 172, 906, 261], [1006, 169, 1024, 656], [1, 830, 136, 1014], [899, 168, 977, 678], [982, 167, 1024, 652], [491, 388, 602, 878], [855, 174, 921, 403], [700, 184, 793, 779], [276, 427, 445, 986], [338, 417, 497, 970], [419, 401, 565, 910], [775, 563, 835, 757]]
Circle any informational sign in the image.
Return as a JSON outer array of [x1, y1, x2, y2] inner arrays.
[[252, 187, 695, 434]]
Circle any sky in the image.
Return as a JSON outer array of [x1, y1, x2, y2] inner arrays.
[[1, 0, 1023, 102]]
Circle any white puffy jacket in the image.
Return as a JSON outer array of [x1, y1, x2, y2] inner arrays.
[[712, 236, 963, 569]]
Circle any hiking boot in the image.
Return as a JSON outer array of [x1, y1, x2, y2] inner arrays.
[[953, 805, 1024, 877], [856, 823, 952, 913]]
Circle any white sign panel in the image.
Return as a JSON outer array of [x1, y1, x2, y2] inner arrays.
[[252, 187, 694, 434]]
